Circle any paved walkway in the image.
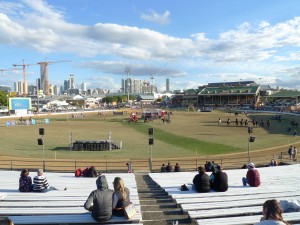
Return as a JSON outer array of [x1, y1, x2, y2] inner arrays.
[[135, 171, 197, 225]]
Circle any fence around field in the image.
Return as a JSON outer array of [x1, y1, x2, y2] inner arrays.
[[0, 151, 297, 173]]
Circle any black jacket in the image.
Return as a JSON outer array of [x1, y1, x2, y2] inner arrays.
[[213, 171, 228, 192], [84, 176, 114, 222], [193, 172, 210, 193]]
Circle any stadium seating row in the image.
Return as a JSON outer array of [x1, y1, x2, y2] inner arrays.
[[0, 171, 142, 225], [149, 164, 300, 225]]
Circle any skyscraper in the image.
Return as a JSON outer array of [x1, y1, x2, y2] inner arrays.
[[166, 78, 170, 92], [69, 75, 75, 89], [81, 82, 87, 92], [40, 63, 48, 93]]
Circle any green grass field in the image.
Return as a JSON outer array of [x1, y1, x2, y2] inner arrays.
[[0, 110, 299, 161]]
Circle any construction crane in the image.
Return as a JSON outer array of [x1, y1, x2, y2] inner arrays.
[[12, 59, 38, 96], [0, 67, 22, 74], [149, 62, 168, 93], [37, 60, 70, 96]]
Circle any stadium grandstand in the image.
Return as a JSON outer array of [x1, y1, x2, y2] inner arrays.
[[170, 81, 300, 113]]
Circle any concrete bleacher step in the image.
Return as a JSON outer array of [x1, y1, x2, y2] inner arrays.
[[9, 214, 142, 225], [149, 164, 300, 225], [0, 171, 143, 225], [196, 211, 300, 225], [181, 196, 300, 212], [134, 171, 196, 225]]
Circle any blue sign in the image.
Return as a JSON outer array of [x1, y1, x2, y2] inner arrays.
[[10, 98, 31, 110]]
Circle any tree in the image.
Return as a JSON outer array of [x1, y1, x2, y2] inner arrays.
[[0, 91, 8, 106]]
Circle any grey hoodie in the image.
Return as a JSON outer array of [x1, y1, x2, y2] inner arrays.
[[84, 175, 114, 222]]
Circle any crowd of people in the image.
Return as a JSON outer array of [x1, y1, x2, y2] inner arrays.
[[192, 161, 261, 193], [84, 175, 132, 221], [160, 162, 181, 172], [17, 168, 133, 222], [13, 160, 295, 224], [19, 169, 50, 193]]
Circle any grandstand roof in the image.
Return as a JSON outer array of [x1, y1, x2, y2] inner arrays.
[[198, 86, 259, 96], [267, 91, 300, 98], [207, 81, 256, 87]]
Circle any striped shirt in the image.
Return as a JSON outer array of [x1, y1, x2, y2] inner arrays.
[[33, 175, 49, 192]]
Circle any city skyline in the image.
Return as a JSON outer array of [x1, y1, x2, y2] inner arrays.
[[10, 74, 163, 96], [1, 1, 300, 91]]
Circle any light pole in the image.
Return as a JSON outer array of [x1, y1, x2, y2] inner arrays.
[[6, 94, 8, 108], [247, 127, 255, 163], [148, 128, 154, 172]]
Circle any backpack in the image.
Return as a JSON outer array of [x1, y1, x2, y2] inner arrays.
[[75, 168, 82, 177]]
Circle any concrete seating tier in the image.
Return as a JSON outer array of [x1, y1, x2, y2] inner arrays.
[[150, 164, 300, 225], [0, 171, 142, 225]]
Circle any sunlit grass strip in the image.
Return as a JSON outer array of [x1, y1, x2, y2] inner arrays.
[[124, 122, 242, 155]]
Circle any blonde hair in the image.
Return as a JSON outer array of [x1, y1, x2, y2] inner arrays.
[[37, 169, 43, 176], [113, 177, 127, 200]]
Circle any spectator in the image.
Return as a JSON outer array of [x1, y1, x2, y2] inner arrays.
[[126, 162, 132, 173], [112, 177, 130, 217], [166, 162, 172, 172], [160, 164, 166, 172], [288, 145, 293, 160], [270, 159, 278, 167], [293, 146, 297, 161], [19, 169, 32, 192], [211, 165, 228, 192], [84, 175, 114, 222], [242, 162, 261, 187], [174, 163, 180, 172], [0, 217, 14, 225], [205, 161, 211, 172], [254, 199, 289, 225], [209, 165, 217, 189], [82, 166, 99, 177], [193, 166, 210, 193], [33, 169, 49, 192]]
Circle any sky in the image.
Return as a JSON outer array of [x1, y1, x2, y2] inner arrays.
[[1, 0, 300, 93]]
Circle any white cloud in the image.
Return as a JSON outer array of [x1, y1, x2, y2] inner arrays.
[[80, 60, 186, 78], [2, 1, 300, 90], [140, 10, 170, 25], [3, 0, 300, 64]]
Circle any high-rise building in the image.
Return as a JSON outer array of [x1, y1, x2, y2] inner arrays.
[[64, 80, 69, 91], [166, 78, 170, 92], [15, 81, 24, 95], [40, 63, 48, 93], [36, 78, 41, 91], [27, 85, 36, 95], [53, 86, 59, 95], [81, 82, 87, 92], [69, 75, 75, 89]]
